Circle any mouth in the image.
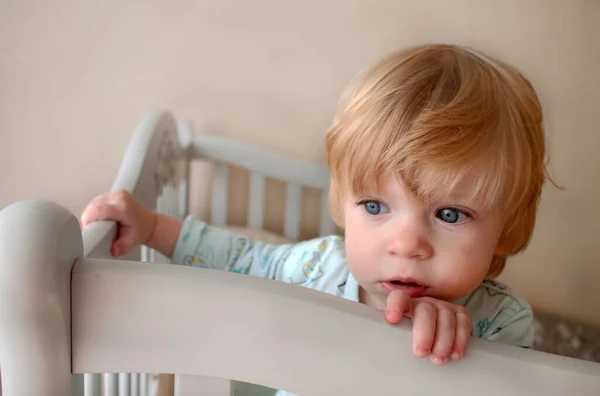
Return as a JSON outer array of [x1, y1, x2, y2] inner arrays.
[[379, 278, 429, 298]]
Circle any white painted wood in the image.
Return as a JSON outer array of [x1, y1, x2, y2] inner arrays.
[[5, 112, 600, 396], [85, 373, 102, 396], [0, 200, 81, 395], [247, 172, 266, 229], [284, 183, 302, 240], [169, 184, 176, 217], [139, 373, 148, 395], [192, 134, 330, 190], [211, 162, 229, 226], [71, 373, 85, 396], [319, 189, 336, 237], [176, 120, 193, 220], [179, 179, 188, 220], [174, 374, 232, 396], [82, 110, 189, 259], [103, 374, 118, 396], [171, 184, 179, 218], [109, 111, 184, 211], [118, 373, 129, 396], [176, 120, 194, 152], [156, 189, 164, 215], [67, 255, 600, 395], [165, 185, 172, 217], [130, 374, 139, 396]]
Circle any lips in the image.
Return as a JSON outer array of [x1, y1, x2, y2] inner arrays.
[[379, 277, 429, 298]]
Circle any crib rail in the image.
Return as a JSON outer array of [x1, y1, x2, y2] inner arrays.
[[79, 110, 191, 396], [83, 110, 191, 260], [3, 111, 600, 396], [2, 200, 600, 395], [191, 133, 336, 239]]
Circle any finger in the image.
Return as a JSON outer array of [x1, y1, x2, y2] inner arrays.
[[412, 302, 437, 358], [81, 193, 114, 226], [80, 195, 106, 227], [385, 290, 412, 324], [451, 308, 472, 361], [81, 199, 127, 228], [112, 225, 138, 257], [430, 307, 456, 365]]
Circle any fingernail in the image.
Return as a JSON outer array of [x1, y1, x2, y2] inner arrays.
[[451, 351, 462, 360], [416, 348, 429, 357], [114, 247, 120, 257], [386, 308, 401, 321], [432, 355, 447, 365]]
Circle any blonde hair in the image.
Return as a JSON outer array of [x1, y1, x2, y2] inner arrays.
[[325, 43, 553, 277]]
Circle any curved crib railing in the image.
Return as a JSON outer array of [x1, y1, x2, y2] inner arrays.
[[3, 201, 600, 396], [1, 111, 600, 396], [79, 111, 192, 396]]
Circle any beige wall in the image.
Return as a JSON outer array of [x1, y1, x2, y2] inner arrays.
[[1, 0, 599, 327]]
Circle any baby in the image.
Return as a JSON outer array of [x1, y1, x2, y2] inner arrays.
[[81, 44, 550, 371]]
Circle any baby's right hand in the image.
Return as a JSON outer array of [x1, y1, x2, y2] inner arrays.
[[80, 190, 157, 257]]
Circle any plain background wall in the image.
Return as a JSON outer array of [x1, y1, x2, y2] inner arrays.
[[1, 0, 599, 328]]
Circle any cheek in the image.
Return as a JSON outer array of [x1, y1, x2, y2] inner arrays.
[[435, 229, 499, 297], [343, 211, 374, 277]]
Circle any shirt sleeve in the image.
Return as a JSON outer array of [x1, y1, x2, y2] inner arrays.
[[170, 216, 343, 287], [466, 279, 535, 349], [170, 216, 290, 278], [482, 306, 535, 348]]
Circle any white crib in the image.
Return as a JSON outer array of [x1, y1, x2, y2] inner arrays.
[[1, 110, 600, 396]]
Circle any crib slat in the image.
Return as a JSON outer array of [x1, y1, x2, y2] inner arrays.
[[164, 184, 171, 216], [84, 373, 102, 396], [141, 245, 149, 262], [247, 172, 266, 229], [171, 184, 178, 218], [177, 120, 192, 220], [319, 190, 336, 237], [284, 183, 302, 240], [174, 374, 233, 396], [72, 373, 85, 396], [103, 374, 118, 396], [179, 177, 188, 220], [169, 184, 178, 218], [118, 373, 130, 396], [211, 163, 229, 226], [130, 374, 139, 396], [164, 185, 171, 216], [140, 373, 148, 395]]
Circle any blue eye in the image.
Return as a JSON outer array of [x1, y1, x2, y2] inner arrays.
[[436, 208, 469, 224], [361, 200, 390, 216]]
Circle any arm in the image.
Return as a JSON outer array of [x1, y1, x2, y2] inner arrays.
[[145, 212, 183, 259], [80, 190, 296, 275], [170, 215, 291, 274]]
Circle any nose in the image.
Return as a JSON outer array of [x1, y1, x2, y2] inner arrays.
[[386, 219, 433, 260]]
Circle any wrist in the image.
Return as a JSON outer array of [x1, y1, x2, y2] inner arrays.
[[143, 211, 184, 259], [144, 210, 159, 246]]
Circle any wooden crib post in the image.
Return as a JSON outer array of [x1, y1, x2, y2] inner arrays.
[[0, 200, 82, 395]]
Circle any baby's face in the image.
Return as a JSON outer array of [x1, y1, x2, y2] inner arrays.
[[342, 174, 504, 310]]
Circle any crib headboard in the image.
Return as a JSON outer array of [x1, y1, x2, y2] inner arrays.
[[1, 111, 600, 396]]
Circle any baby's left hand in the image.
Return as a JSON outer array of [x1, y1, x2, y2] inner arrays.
[[385, 290, 472, 365]]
